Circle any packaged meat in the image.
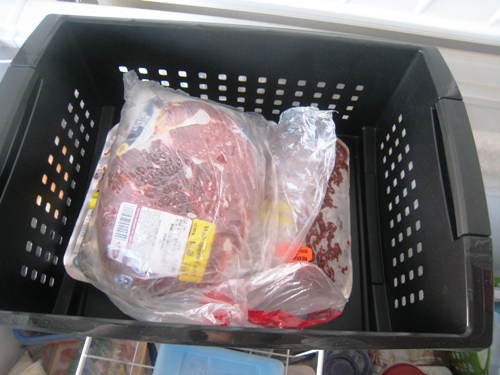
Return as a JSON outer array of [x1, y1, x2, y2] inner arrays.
[[76, 71, 347, 328]]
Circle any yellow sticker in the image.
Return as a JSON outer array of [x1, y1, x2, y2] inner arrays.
[[116, 143, 129, 156], [89, 191, 99, 210], [178, 219, 216, 283]]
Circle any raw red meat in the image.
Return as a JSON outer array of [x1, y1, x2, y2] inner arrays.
[[94, 99, 264, 288]]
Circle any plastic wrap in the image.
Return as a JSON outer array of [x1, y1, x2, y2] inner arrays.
[[77, 71, 347, 328]]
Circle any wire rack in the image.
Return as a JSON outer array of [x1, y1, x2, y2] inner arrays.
[[74, 336, 325, 375]]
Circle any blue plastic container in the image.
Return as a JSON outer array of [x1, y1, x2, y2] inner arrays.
[[153, 344, 285, 375]]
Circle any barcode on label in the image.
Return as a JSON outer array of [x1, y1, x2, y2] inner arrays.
[[113, 203, 137, 243]]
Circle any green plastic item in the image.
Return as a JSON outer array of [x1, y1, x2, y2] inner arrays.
[[449, 349, 490, 375]]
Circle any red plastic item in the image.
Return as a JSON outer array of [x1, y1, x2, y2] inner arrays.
[[381, 363, 426, 375]]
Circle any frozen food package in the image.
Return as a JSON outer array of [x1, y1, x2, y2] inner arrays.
[[77, 71, 346, 327]]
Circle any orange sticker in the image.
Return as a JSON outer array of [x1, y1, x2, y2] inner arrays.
[[292, 246, 313, 263]]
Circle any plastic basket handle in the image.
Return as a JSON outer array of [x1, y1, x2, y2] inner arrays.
[[434, 98, 491, 238]]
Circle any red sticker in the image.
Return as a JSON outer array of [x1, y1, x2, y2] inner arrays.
[[292, 246, 313, 263]]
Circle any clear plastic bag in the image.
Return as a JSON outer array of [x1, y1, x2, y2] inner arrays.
[[77, 71, 347, 328]]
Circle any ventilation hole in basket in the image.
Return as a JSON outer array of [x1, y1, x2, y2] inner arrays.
[[417, 265, 424, 277], [63, 172, 69, 182], [411, 179, 417, 190], [272, 109, 280, 115], [90, 120, 95, 128], [380, 142, 384, 151], [50, 230, 55, 240], [382, 156, 387, 164], [141, 78, 150, 82], [74, 89, 80, 98], [158, 69, 167, 76], [62, 216, 67, 226], [80, 100, 85, 109], [40, 224, 47, 235], [255, 108, 262, 113], [356, 85, 364, 91], [49, 277, 55, 287], [136, 67, 148, 75], [35, 246, 42, 257], [40, 274, 47, 284], [311, 103, 319, 108], [44, 251, 52, 262], [397, 153, 402, 163], [393, 178, 398, 187], [256, 88, 265, 95], [55, 163, 61, 173], [258, 77, 267, 84], [332, 94, 340, 100], [398, 114, 403, 123], [394, 299, 399, 309], [314, 92, 322, 99], [391, 162, 395, 171], [35, 195, 42, 206], [328, 104, 336, 110], [274, 100, 282, 106], [413, 199, 419, 210], [45, 202, 51, 213], [335, 83, 345, 90], [21, 265, 28, 277], [388, 147, 393, 156], [161, 80, 170, 87], [393, 257, 397, 267], [51, 182, 56, 192], [409, 270, 415, 281], [219, 96, 227, 102], [218, 74, 227, 81], [388, 203, 393, 211], [74, 139, 80, 149], [387, 186, 391, 195], [410, 293, 416, 304], [67, 103, 73, 114], [415, 220, 421, 231], [385, 134, 390, 143], [292, 101, 300, 107], [297, 80, 307, 87], [407, 226, 412, 237], [200, 94, 208, 100], [402, 296, 407, 306], [419, 290, 424, 301], [400, 170, 405, 180], [66, 197, 72, 207], [54, 209, 59, 219], [342, 115, 349, 120], [53, 254, 59, 265], [255, 99, 264, 105], [408, 161, 414, 171], [394, 278, 398, 287], [390, 219, 394, 228], [408, 247, 414, 258], [294, 91, 303, 97], [74, 114, 79, 124], [53, 136, 60, 147], [118, 66, 128, 73], [238, 75, 246, 82], [198, 83, 207, 90], [397, 213, 402, 223], [404, 206, 409, 216], [196, 72, 207, 79], [398, 232, 403, 242], [31, 217, 38, 229], [80, 148, 85, 157], [400, 253, 405, 263], [401, 274, 406, 285], [237, 97, 245, 103], [179, 82, 188, 89], [31, 269, 38, 281], [85, 134, 90, 143], [42, 174, 48, 185], [346, 105, 354, 111], [278, 78, 287, 85], [402, 188, 408, 197], [58, 235, 63, 245], [395, 195, 400, 204], [395, 138, 400, 147], [276, 89, 284, 96], [385, 170, 389, 179], [69, 155, 74, 164], [402, 128, 407, 138], [391, 238, 396, 247], [26, 241, 33, 252], [61, 145, 67, 155], [48, 154, 54, 165], [351, 95, 359, 102], [317, 81, 326, 88], [405, 144, 410, 154], [68, 129, 74, 139]]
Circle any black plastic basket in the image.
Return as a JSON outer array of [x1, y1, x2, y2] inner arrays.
[[0, 15, 493, 349]]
